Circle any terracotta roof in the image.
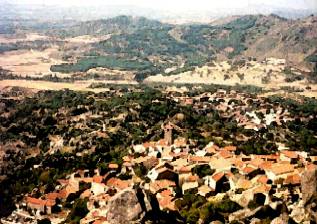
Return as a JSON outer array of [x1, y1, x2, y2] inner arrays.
[[157, 139, 169, 147], [268, 163, 294, 176], [257, 175, 268, 184], [222, 146, 237, 151], [284, 174, 301, 185], [189, 156, 212, 163], [186, 175, 200, 182], [212, 172, 225, 182], [26, 197, 55, 207], [158, 195, 176, 211], [257, 154, 279, 161], [143, 142, 156, 148], [46, 192, 59, 201], [205, 146, 217, 154], [178, 166, 192, 173], [233, 159, 244, 168], [243, 166, 256, 174], [217, 150, 233, 159], [236, 179, 252, 189], [93, 175, 104, 183], [108, 163, 119, 169], [150, 180, 176, 192], [106, 178, 130, 190], [259, 161, 273, 170], [281, 150, 299, 159], [249, 158, 264, 168], [160, 189, 172, 197], [58, 189, 68, 199], [253, 184, 271, 194]]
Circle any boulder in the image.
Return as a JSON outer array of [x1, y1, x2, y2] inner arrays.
[[271, 216, 287, 224], [229, 207, 261, 222], [106, 187, 151, 224], [290, 205, 306, 223], [301, 168, 317, 205], [301, 168, 317, 223]]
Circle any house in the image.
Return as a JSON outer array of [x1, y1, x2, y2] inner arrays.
[[280, 151, 299, 164], [147, 164, 178, 183], [265, 163, 295, 182], [149, 179, 176, 193], [108, 163, 119, 170], [283, 173, 301, 186], [198, 185, 214, 197], [26, 197, 55, 214], [188, 156, 212, 164], [204, 172, 230, 193], [182, 181, 199, 194], [209, 157, 232, 172], [157, 194, 176, 211], [106, 178, 131, 190], [91, 182, 107, 196]]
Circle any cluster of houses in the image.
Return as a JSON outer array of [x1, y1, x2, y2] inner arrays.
[[13, 122, 316, 224], [168, 89, 295, 132]]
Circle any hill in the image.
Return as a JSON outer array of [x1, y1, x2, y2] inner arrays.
[[47, 15, 164, 37], [47, 15, 317, 82]]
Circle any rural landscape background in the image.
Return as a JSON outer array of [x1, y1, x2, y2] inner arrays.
[[0, 0, 317, 223]]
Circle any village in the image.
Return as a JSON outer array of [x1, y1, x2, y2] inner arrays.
[[1, 88, 316, 224]]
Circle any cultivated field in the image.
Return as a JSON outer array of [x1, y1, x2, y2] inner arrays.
[[0, 79, 138, 92]]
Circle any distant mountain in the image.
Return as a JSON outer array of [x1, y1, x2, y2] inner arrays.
[[47, 16, 164, 37], [48, 14, 317, 81], [0, 2, 316, 23]]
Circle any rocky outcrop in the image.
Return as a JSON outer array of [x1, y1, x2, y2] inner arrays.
[[271, 216, 288, 224], [229, 207, 262, 222], [106, 187, 151, 224], [301, 168, 317, 223], [301, 168, 317, 205]]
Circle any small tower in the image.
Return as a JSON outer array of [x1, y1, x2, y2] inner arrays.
[[163, 122, 173, 146]]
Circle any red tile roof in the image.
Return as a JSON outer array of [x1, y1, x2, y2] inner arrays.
[[186, 175, 200, 182], [93, 175, 104, 183], [268, 163, 294, 176], [46, 193, 59, 201], [281, 150, 299, 159], [150, 180, 176, 192], [189, 156, 212, 163], [222, 146, 237, 151], [108, 163, 119, 169], [284, 174, 301, 185], [257, 175, 269, 184], [212, 172, 225, 182], [243, 166, 256, 174], [106, 178, 130, 190], [26, 197, 55, 207], [158, 195, 176, 211], [178, 166, 192, 173]]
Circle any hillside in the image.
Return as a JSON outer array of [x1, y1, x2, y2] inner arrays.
[[0, 14, 316, 84], [47, 15, 164, 37], [47, 14, 317, 82]]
